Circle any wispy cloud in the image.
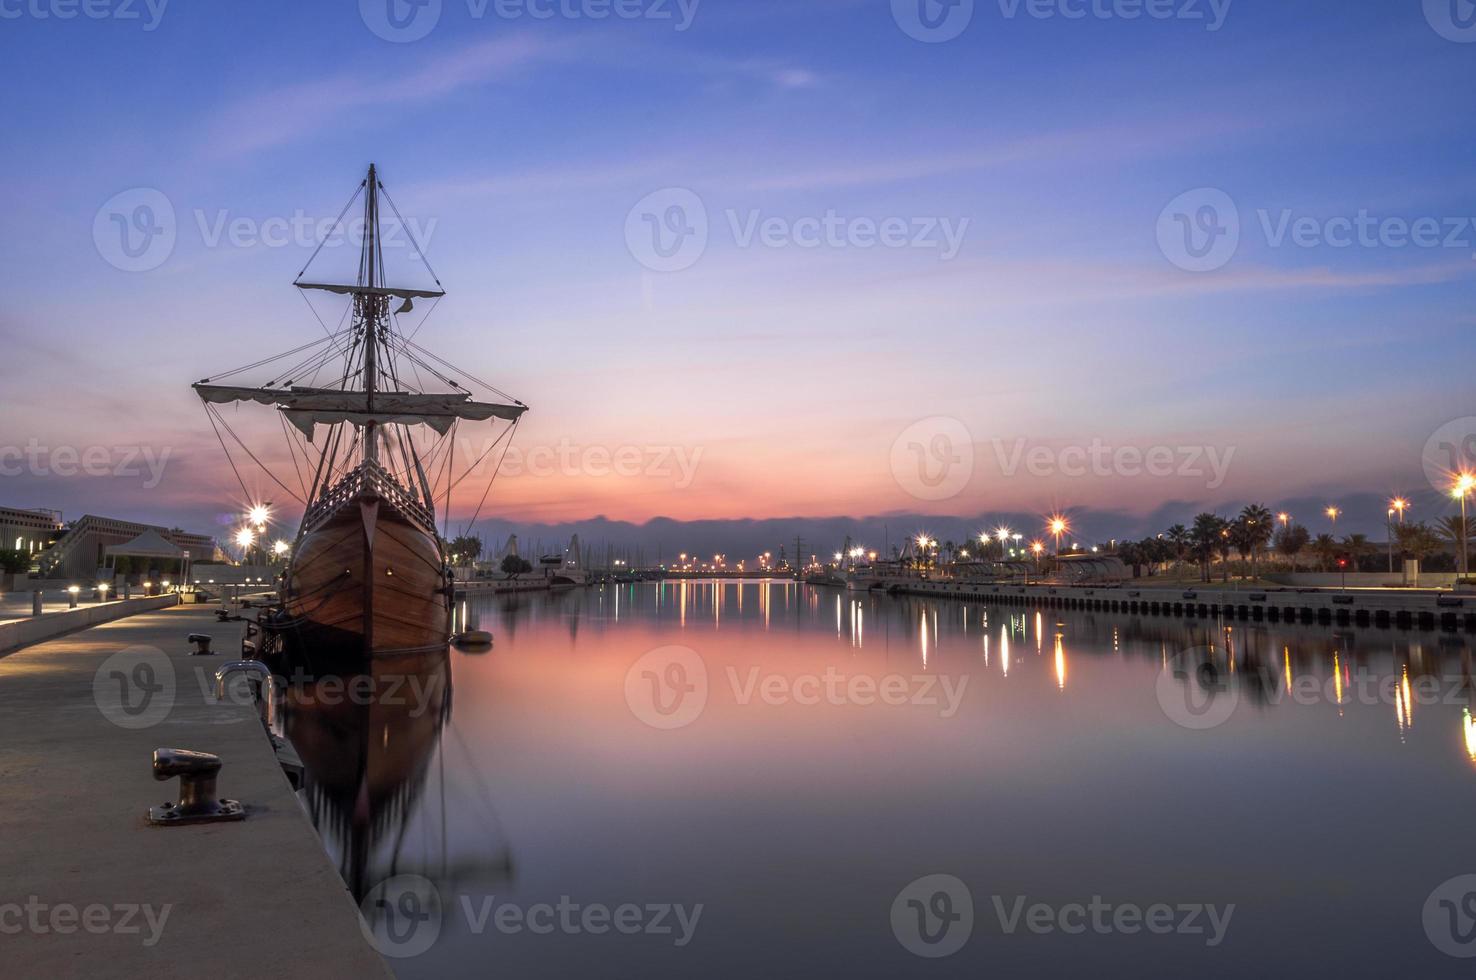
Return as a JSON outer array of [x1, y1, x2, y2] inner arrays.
[[199, 34, 569, 159]]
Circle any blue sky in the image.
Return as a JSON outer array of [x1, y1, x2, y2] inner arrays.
[[1, 0, 1474, 544]]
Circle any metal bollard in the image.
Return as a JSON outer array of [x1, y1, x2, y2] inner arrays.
[[31, 590, 42, 617], [147, 748, 246, 825], [187, 633, 214, 656]]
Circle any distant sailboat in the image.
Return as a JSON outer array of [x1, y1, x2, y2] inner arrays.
[[195, 165, 528, 661]]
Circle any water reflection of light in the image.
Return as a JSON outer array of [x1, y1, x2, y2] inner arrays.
[[1283, 647, 1292, 693], [836, 595, 842, 637], [919, 610, 929, 668], [1035, 611, 1042, 653], [1463, 709, 1476, 763], [1333, 651, 1343, 714], [1054, 633, 1066, 690], [1394, 665, 1413, 737], [1000, 626, 1010, 676], [982, 633, 989, 668]]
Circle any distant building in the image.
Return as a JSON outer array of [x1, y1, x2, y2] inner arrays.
[[6, 507, 219, 581], [0, 505, 64, 554]]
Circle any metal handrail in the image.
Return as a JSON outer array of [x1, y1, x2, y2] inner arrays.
[[215, 661, 278, 729]]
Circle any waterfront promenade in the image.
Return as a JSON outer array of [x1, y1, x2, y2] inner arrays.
[[0, 604, 390, 978]]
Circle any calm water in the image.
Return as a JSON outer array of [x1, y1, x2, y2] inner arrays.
[[286, 580, 1476, 978]]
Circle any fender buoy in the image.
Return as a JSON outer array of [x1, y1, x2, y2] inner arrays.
[[453, 630, 494, 648]]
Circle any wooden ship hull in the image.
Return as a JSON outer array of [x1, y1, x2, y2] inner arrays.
[[279, 461, 452, 660]]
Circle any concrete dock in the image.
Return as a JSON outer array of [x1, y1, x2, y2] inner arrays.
[[0, 603, 392, 978], [883, 579, 1476, 631]]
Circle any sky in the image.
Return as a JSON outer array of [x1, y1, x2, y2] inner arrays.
[[1, 0, 1475, 551]]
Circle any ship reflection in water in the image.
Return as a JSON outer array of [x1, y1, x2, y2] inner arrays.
[[280, 581, 1476, 979]]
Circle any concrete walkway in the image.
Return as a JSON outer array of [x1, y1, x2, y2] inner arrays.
[[0, 604, 392, 978]]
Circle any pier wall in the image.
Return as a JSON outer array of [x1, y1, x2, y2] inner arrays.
[[0, 594, 179, 654], [879, 580, 1476, 633]]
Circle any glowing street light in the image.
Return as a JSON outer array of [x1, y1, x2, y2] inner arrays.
[[1048, 516, 1069, 553], [273, 540, 290, 557], [1325, 506, 1340, 526], [1390, 498, 1408, 523], [1277, 512, 1290, 527], [1453, 474, 1475, 581]]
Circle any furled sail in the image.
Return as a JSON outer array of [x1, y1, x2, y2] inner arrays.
[[294, 282, 445, 300], [194, 383, 527, 437]]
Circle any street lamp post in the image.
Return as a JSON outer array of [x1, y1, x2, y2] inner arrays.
[[1455, 475, 1475, 585], [1387, 508, 1396, 575]]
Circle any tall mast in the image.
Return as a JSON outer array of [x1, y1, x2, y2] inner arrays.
[[362, 163, 380, 465]]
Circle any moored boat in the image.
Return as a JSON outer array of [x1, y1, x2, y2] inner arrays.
[[194, 165, 528, 662]]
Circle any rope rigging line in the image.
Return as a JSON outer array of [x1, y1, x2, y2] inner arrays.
[[295, 181, 364, 282], [206, 404, 307, 505], [463, 417, 521, 533], [379, 183, 444, 289], [401, 338, 519, 403], [201, 332, 344, 384], [203, 403, 255, 507]]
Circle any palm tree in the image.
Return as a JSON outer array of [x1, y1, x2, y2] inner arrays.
[[1311, 533, 1339, 572], [1438, 516, 1471, 573], [1274, 523, 1309, 570], [1165, 524, 1190, 574], [1239, 504, 1274, 579], [1396, 521, 1443, 564], [1341, 533, 1373, 572], [1190, 513, 1225, 583]]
